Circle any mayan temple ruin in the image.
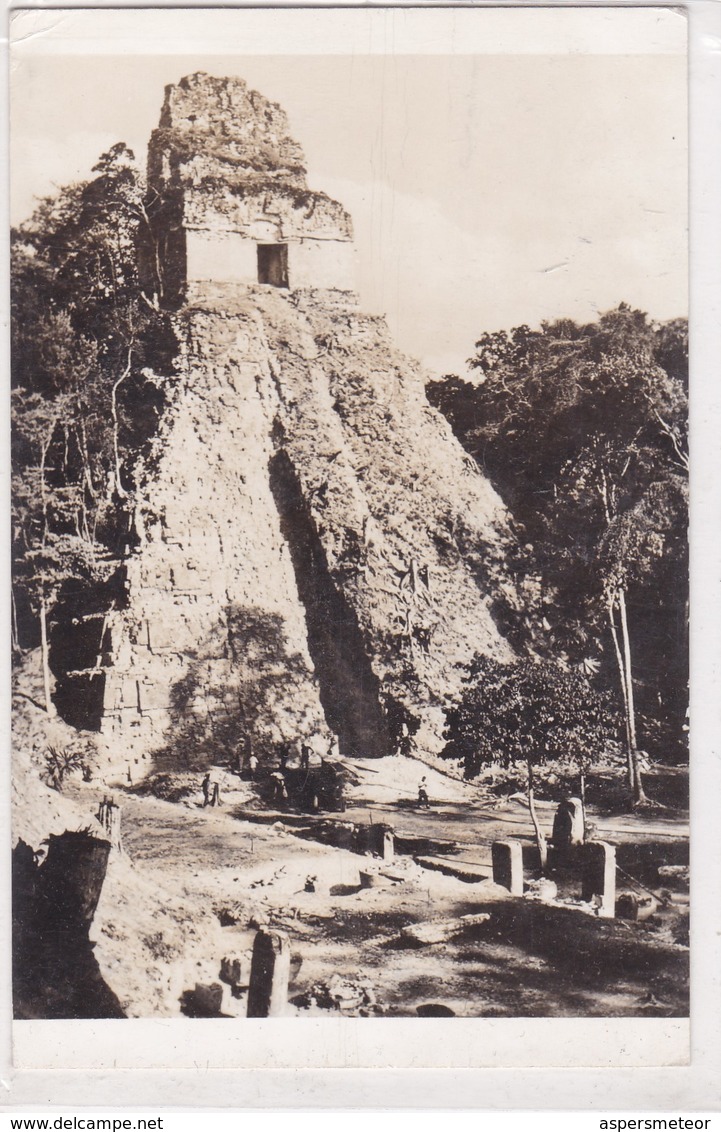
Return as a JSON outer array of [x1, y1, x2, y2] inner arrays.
[[99, 72, 520, 766], [11, 40, 692, 1032]]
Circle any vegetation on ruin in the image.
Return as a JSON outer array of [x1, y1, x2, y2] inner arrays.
[[11, 144, 177, 708]]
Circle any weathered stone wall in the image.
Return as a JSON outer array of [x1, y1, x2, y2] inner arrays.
[[181, 186, 352, 241], [288, 239, 356, 291], [147, 74, 354, 305], [149, 72, 308, 189], [104, 284, 516, 762], [185, 230, 356, 291], [102, 297, 332, 764]]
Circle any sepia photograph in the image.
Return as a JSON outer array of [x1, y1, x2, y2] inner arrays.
[[9, 6, 690, 1050]]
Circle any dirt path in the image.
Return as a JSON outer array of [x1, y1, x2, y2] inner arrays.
[[341, 798, 689, 847]]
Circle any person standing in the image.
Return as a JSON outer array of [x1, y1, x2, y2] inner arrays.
[[202, 773, 211, 807], [270, 770, 285, 806], [418, 777, 430, 810]]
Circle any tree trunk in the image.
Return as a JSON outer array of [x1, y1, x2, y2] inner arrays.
[[39, 591, 55, 717], [618, 587, 647, 804], [139, 198, 164, 303], [94, 605, 113, 670], [110, 350, 133, 498], [579, 771, 587, 837], [607, 593, 638, 800], [527, 760, 548, 871], [11, 585, 19, 652]]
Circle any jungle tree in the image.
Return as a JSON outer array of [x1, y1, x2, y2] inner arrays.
[[428, 306, 688, 802], [11, 144, 175, 712], [441, 655, 617, 868]]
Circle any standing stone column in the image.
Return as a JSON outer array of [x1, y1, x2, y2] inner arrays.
[[552, 797, 585, 851], [246, 928, 291, 1017], [370, 822, 393, 858], [107, 802, 122, 854], [581, 841, 616, 918], [96, 797, 122, 854], [492, 839, 524, 896], [566, 798, 585, 844]]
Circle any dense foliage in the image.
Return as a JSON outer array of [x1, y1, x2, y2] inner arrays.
[[11, 144, 176, 712], [442, 653, 617, 861], [443, 655, 616, 780], [428, 306, 688, 798]]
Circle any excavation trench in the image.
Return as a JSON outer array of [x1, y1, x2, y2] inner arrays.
[[269, 448, 389, 759]]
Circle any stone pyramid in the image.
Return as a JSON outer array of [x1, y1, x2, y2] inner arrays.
[[101, 73, 519, 767]]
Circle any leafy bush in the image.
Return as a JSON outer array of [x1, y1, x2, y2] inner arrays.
[[442, 654, 617, 867], [43, 743, 89, 789], [131, 773, 199, 803]]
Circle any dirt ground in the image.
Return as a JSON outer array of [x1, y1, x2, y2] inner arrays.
[[12, 670, 688, 1021], [48, 752, 689, 1020]]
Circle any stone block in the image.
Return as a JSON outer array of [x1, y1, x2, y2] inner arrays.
[[121, 679, 139, 711], [581, 841, 616, 918], [615, 891, 658, 922], [367, 822, 394, 858], [492, 839, 524, 896], [415, 856, 490, 883], [192, 982, 223, 1016], [171, 562, 205, 592], [524, 876, 558, 903], [552, 797, 585, 851], [220, 955, 244, 986], [359, 870, 393, 890], [147, 619, 180, 652], [399, 912, 490, 947], [138, 681, 170, 711], [220, 982, 246, 1017], [246, 929, 291, 1018]]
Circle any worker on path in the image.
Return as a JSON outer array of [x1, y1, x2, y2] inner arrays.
[[270, 771, 287, 807], [418, 777, 431, 810]]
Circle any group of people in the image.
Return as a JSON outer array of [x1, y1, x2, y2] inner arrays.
[[198, 738, 433, 813], [279, 735, 339, 771]]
